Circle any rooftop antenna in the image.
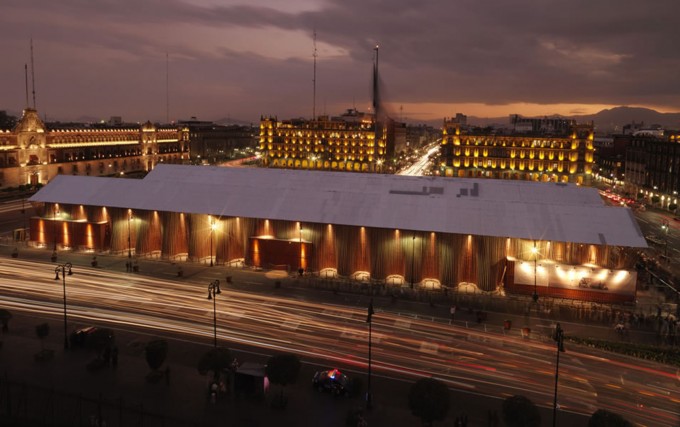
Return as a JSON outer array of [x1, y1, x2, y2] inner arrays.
[[166, 52, 170, 124], [30, 38, 37, 109], [24, 64, 29, 109], [312, 30, 317, 120]]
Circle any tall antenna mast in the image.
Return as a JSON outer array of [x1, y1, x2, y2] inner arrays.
[[166, 52, 170, 123], [24, 64, 29, 109], [30, 39, 37, 109], [312, 30, 317, 121]]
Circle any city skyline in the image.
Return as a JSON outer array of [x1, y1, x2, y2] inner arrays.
[[2, 0, 679, 124]]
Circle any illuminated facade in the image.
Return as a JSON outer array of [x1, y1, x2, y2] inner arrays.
[[259, 109, 394, 173], [440, 117, 595, 184], [624, 131, 680, 209], [0, 108, 190, 188], [28, 165, 646, 304]]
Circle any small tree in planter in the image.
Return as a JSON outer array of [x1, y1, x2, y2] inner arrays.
[[0, 309, 11, 332], [588, 409, 633, 427], [668, 203, 677, 214], [265, 354, 301, 409], [35, 323, 54, 362], [651, 195, 660, 205], [145, 339, 168, 383], [502, 395, 541, 427], [408, 377, 450, 427]]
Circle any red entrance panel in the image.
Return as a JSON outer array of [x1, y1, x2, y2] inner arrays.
[[248, 237, 313, 271]]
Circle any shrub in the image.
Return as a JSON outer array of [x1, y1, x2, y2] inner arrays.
[[145, 339, 168, 371]]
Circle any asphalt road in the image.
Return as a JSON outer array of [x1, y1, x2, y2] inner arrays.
[[0, 252, 678, 426]]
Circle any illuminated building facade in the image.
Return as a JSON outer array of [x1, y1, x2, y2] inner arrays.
[[624, 131, 680, 209], [0, 108, 190, 188], [259, 109, 395, 173], [440, 116, 595, 184], [29, 164, 646, 304]]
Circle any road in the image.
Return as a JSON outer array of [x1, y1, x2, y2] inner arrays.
[[0, 257, 678, 426]]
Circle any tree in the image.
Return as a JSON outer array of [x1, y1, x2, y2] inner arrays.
[[0, 309, 11, 332], [197, 347, 232, 379], [145, 339, 168, 371], [502, 395, 541, 427], [408, 377, 450, 427], [588, 409, 633, 427], [651, 195, 660, 205], [265, 354, 301, 408], [36, 323, 50, 349], [668, 203, 677, 213]]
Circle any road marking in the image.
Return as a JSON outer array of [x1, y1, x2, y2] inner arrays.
[[280, 321, 299, 330], [420, 341, 438, 355], [395, 319, 411, 329], [224, 310, 245, 319]]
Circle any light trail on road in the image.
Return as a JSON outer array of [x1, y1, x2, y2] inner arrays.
[[0, 257, 678, 426]]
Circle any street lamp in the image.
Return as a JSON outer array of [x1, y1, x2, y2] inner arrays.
[[366, 298, 375, 409], [210, 217, 216, 267], [552, 322, 566, 427], [127, 210, 133, 259], [411, 233, 415, 289], [54, 262, 73, 349], [207, 280, 221, 348], [531, 243, 539, 303], [661, 219, 669, 258]]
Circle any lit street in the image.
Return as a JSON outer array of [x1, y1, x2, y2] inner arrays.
[[0, 256, 678, 426]]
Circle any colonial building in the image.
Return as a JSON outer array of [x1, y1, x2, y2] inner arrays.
[[624, 132, 680, 208], [178, 118, 257, 165], [28, 164, 646, 304], [0, 108, 190, 188], [259, 109, 403, 173], [440, 115, 595, 184]]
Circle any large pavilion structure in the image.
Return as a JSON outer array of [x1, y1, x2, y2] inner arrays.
[[28, 164, 647, 303]]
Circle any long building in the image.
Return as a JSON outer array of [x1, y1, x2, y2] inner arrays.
[[441, 115, 595, 184], [259, 109, 404, 173], [0, 109, 190, 188], [28, 164, 646, 303]]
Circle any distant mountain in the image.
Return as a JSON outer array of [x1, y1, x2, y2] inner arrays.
[[440, 106, 680, 134], [580, 107, 680, 133]]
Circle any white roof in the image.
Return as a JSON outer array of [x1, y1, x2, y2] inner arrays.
[[29, 164, 647, 247]]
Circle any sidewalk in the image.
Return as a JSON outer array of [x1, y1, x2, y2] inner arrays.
[[0, 244, 666, 426]]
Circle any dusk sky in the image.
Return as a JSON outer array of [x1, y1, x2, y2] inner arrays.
[[2, 0, 679, 124]]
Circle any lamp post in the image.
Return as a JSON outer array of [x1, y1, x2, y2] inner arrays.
[[366, 298, 375, 409], [411, 233, 415, 289], [210, 217, 216, 267], [54, 262, 73, 349], [207, 280, 221, 348], [127, 210, 133, 259], [531, 243, 539, 303], [552, 322, 565, 427], [661, 219, 669, 258]]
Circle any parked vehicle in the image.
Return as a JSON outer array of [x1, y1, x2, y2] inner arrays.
[[312, 368, 352, 397], [70, 326, 115, 349]]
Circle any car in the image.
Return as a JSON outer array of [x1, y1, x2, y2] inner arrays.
[[69, 326, 115, 349], [312, 368, 352, 397]]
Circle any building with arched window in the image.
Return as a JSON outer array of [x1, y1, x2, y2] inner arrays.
[[0, 109, 190, 188], [28, 164, 646, 303]]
